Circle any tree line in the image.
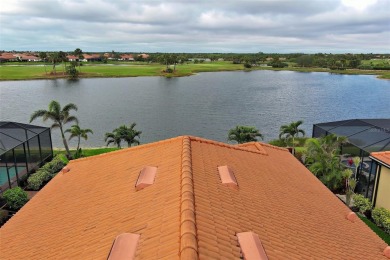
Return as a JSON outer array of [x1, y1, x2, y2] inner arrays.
[[20, 50, 390, 76]]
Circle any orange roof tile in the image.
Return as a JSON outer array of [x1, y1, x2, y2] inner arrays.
[[1, 136, 388, 259], [371, 151, 390, 167]]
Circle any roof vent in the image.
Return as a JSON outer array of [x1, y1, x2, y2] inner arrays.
[[384, 246, 390, 258], [108, 233, 140, 260], [346, 212, 358, 222], [237, 232, 268, 260], [218, 166, 238, 189], [61, 166, 70, 173], [135, 166, 157, 191]]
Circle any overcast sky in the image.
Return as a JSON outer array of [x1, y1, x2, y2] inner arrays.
[[1, 0, 389, 53]]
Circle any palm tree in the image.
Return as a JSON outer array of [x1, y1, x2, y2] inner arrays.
[[122, 123, 142, 147], [30, 100, 78, 159], [48, 52, 60, 75], [39, 52, 48, 75], [304, 134, 348, 191], [65, 125, 93, 152], [227, 125, 263, 144], [105, 130, 122, 148], [74, 48, 83, 72], [279, 120, 306, 149], [105, 123, 142, 148], [58, 51, 67, 75]]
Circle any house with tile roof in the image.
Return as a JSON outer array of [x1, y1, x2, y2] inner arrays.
[[0, 53, 18, 62], [120, 54, 135, 61], [1, 136, 389, 259], [370, 151, 390, 210]]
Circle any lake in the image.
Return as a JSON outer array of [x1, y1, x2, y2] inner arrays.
[[0, 70, 389, 148]]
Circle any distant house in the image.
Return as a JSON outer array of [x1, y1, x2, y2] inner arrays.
[[138, 53, 149, 59], [370, 151, 390, 210], [0, 53, 18, 62], [66, 55, 79, 62], [82, 54, 101, 62], [119, 54, 134, 61], [25, 55, 41, 62], [1, 136, 389, 259], [13, 53, 41, 62]]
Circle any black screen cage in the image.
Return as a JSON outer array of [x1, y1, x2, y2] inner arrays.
[[0, 121, 53, 192], [312, 118, 390, 200]]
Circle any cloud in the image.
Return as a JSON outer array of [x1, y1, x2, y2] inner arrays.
[[0, 0, 389, 52]]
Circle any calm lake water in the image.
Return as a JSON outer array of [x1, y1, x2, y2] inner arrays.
[[0, 70, 389, 148]]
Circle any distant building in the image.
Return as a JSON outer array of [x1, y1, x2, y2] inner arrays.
[[81, 54, 101, 62], [2, 53, 41, 62], [66, 55, 79, 61], [139, 53, 149, 59], [0, 53, 18, 62], [119, 54, 134, 61]]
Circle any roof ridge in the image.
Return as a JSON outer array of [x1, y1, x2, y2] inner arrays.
[[258, 142, 290, 152], [67, 136, 184, 165], [180, 136, 198, 259], [188, 136, 269, 155], [371, 151, 390, 155]]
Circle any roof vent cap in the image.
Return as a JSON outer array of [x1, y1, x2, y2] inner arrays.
[[108, 233, 140, 260], [218, 165, 238, 189], [237, 232, 268, 260], [135, 166, 157, 191], [346, 212, 358, 222], [61, 166, 70, 173], [383, 246, 390, 258]]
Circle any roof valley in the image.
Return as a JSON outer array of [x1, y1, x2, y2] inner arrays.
[[179, 136, 199, 259]]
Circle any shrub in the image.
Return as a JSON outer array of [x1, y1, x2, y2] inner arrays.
[[27, 173, 45, 190], [268, 138, 287, 147], [372, 207, 390, 234], [2, 187, 29, 210], [41, 155, 66, 175], [48, 157, 66, 175], [353, 194, 372, 214], [27, 155, 67, 190], [0, 209, 9, 224], [244, 63, 252, 69]]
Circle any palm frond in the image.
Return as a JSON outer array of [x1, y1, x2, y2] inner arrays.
[[30, 110, 47, 122], [48, 100, 61, 115], [62, 103, 78, 113], [64, 115, 78, 125]]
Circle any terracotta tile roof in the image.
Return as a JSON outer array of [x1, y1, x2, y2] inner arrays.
[[120, 54, 134, 59], [1, 136, 388, 259], [371, 151, 390, 167], [0, 53, 18, 60]]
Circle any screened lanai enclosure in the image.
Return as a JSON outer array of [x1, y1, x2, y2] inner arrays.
[[0, 122, 53, 192], [312, 119, 390, 201]]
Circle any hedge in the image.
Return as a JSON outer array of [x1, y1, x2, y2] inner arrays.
[[353, 194, 372, 214], [372, 207, 390, 235], [2, 187, 29, 210], [27, 155, 66, 191]]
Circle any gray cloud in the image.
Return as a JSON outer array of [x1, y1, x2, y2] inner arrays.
[[0, 0, 389, 52]]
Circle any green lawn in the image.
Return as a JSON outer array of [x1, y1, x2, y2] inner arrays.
[[1, 61, 389, 80], [358, 215, 390, 245], [54, 147, 119, 158]]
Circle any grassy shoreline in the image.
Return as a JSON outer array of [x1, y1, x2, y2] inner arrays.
[[1, 62, 389, 80]]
